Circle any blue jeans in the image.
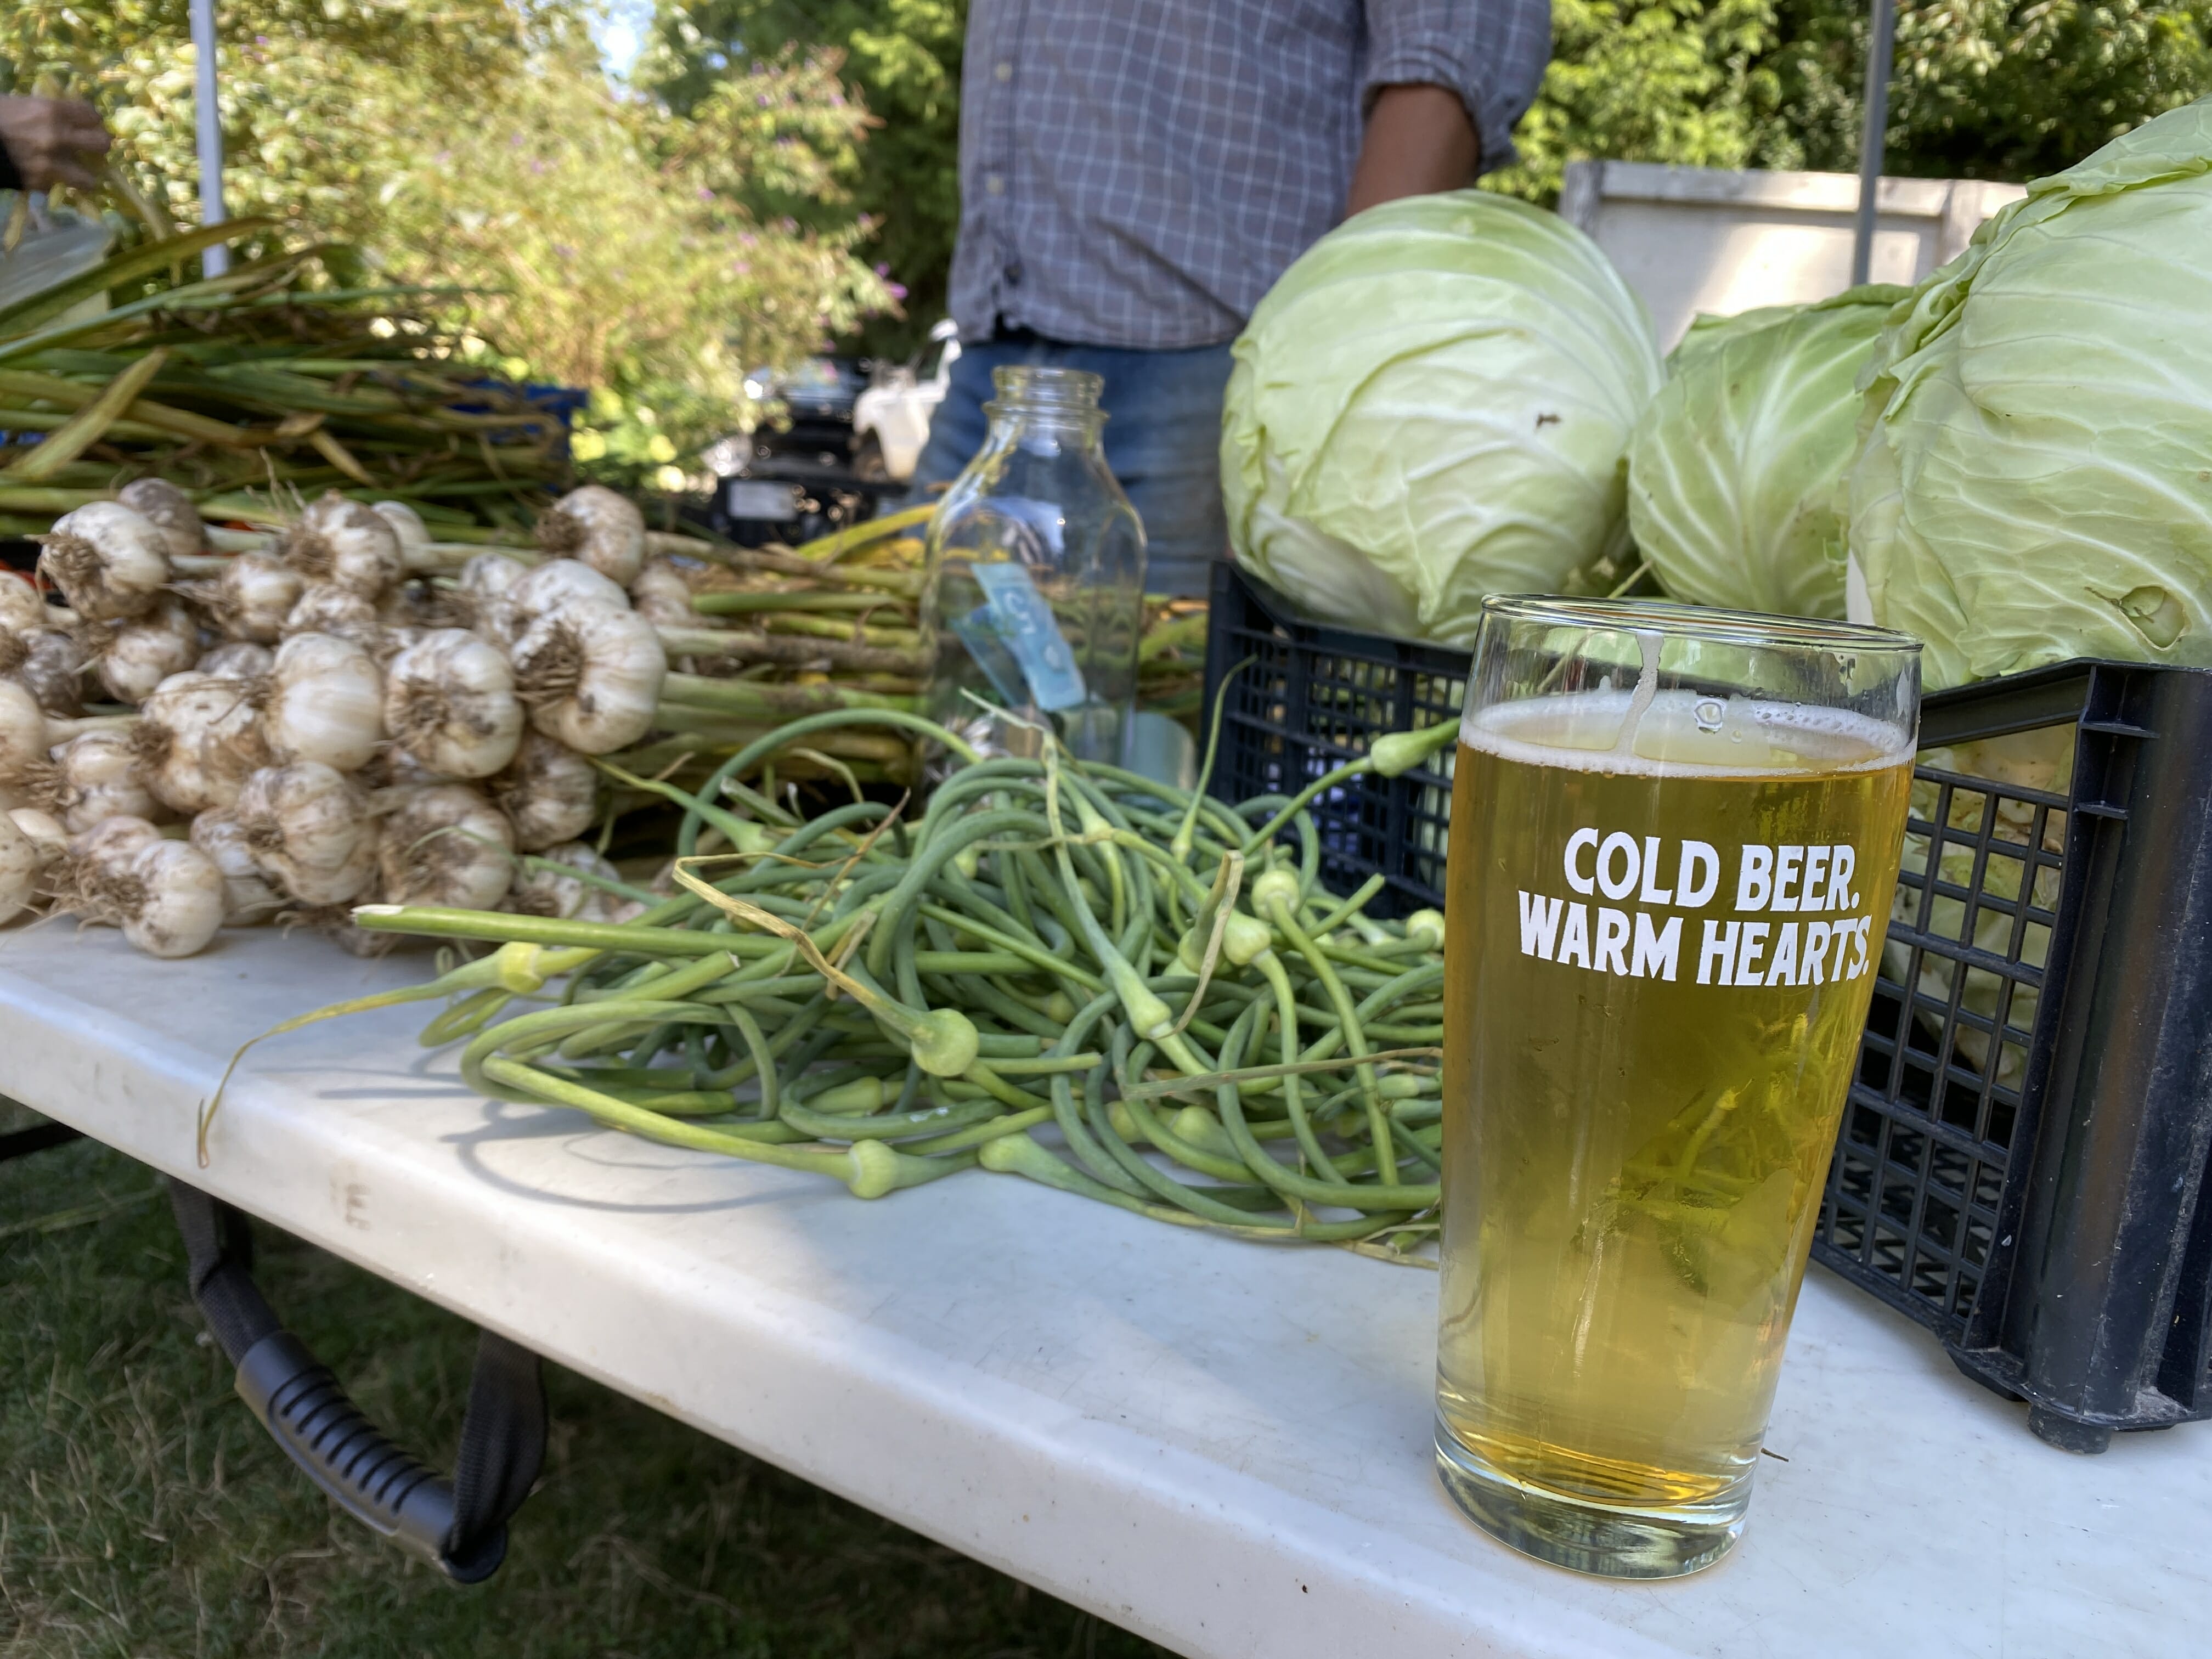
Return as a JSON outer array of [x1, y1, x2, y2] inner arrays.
[[907, 334, 1233, 597]]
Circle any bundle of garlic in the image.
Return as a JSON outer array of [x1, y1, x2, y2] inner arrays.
[[1, 481, 673, 961]]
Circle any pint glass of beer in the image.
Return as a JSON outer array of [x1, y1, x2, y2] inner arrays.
[[1435, 597, 1919, 1578]]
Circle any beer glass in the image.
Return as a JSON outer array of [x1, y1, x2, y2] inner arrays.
[[1434, 597, 1919, 1578]]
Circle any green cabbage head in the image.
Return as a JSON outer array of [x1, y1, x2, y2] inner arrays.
[[1628, 286, 1908, 620], [1852, 97, 2212, 689], [1221, 190, 1663, 645]]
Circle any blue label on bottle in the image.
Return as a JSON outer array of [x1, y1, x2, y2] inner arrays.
[[970, 563, 1088, 712]]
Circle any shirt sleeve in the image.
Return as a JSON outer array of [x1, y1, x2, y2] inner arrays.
[[1362, 0, 1554, 176]]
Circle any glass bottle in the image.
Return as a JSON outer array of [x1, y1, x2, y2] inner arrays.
[[919, 367, 1144, 764]]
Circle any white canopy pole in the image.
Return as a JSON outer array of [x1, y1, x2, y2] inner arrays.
[[1850, 0, 1897, 286], [190, 0, 228, 276]]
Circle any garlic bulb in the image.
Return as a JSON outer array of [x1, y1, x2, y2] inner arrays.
[[236, 761, 379, 905], [0, 575, 48, 634], [132, 671, 267, 814], [198, 640, 273, 680], [36, 502, 171, 622], [51, 729, 161, 833], [360, 746, 444, 790], [538, 484, 645, 587], [73, 834, 226, 957], [371, 501, 432, 569], [117, 478, 208, 562], [382, 628, 523, 779], [512, 604, 664, 754], [9, 805, 67, 851], [0, 809, 41, 924], [506, 557, 629, 634], [282, 580, 382, 650], [69, 814, 162, 867], [216, 551, 303, 643], [629, 558, 697, 627], [508, 841, 633, 920], [488, 730, 598, 850], [377, 782, 514, 911], [279, 492, 403, 598], [3, 628, 87, 716], [456, 552, 529, 643], [190, 809, 284, 924], [258, 632, 386, 772], [377, 579, 453, 634], [0, 680, 54, 783], [91, 596, 201, 704]]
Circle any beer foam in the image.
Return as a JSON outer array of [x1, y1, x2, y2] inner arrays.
[[1462, 689, 1914, 778]]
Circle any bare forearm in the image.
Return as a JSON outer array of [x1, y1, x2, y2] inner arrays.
[[1345, 83, 1479, 217]]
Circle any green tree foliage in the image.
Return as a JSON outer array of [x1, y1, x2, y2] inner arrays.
[[0, 2, 894, 477], [1489, 0, 2210, 202], [644, 1, 967, 358], [1487, 0, 1784, 201], [1755, 0, 2212, 179]]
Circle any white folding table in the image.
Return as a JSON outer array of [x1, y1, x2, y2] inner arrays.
[[3, 924, 2204, 1657]]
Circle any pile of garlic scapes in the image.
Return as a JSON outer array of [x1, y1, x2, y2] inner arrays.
[[0, 480, 672, 960]]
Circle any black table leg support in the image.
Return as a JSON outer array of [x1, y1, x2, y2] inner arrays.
[[168, 1178, 546, 1582]]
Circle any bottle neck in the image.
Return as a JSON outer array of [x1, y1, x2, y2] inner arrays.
[[983, 365, 1108, 448]]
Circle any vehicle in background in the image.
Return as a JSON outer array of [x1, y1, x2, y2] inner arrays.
[[853, 318, 960, 484], [702, 357, 882, 546]]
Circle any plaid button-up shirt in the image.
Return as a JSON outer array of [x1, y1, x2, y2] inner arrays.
[[947, 0, 1553, 350]]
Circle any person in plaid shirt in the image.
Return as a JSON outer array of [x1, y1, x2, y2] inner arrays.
[[907, 0, 1552, 594]]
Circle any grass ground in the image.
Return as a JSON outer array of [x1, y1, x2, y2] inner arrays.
[[0, 1109, 1167, 1659]]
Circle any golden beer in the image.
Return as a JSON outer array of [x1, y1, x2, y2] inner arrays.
[[1436, 683, 1914, 1576]]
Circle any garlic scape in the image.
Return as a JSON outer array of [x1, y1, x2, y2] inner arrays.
[[258, 632, 386, 772], [35, 502, 172, 622], [537, 484, 645, 587], [377, 782, 514, 911], [382, 628, 523, 779], [511, 603, 665, 754]]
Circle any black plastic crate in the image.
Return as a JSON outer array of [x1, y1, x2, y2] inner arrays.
[[1204, 563, 2212, 1451], [1203, 563, 1466, 919]]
